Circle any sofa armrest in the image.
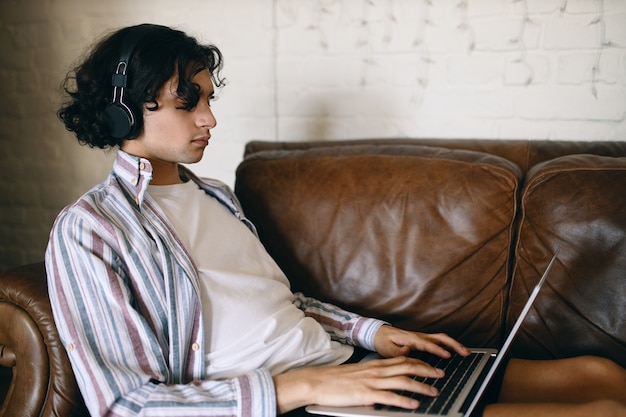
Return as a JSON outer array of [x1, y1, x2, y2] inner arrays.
[[0, 262, 88, 417]]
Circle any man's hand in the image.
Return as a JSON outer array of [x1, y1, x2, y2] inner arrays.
[[273, 326, 471, 414], [274, 355, 445, 414], [373, 325, 471, 360]]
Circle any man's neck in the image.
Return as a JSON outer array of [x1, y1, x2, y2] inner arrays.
[[120, 143, 184, 186], [149, 160, 184, 185]]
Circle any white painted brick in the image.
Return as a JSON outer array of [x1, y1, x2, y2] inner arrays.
[[504, 54, 551, 85], [466, 0, 509, 18], [446, 54, 506, 85], [495, 119, 555, 139], [545, 120, 623, 140], [558, 51, 622, 84], [525, 0, 562, 14], [420, 19, 477, 54], [418, 90, 516, 119], [544, 15, 604, 49], [516, 85, 625, 121], [562, 0, 606, 14], [472, 16, 543, 52], [605, 13, 626, 47], [404, 115, 503, 140], [1, 0, 626, 270], [391, 54, 423, 87]]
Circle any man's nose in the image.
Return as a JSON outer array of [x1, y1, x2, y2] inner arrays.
[[199, 104, 217, 129]]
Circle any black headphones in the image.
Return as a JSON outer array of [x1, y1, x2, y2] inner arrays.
[[104, 24, 160, 139]]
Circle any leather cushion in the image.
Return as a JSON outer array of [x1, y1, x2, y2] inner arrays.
[[244, 139, 626, 173], [510, 154, 626, 367], [236, 144, 522, 347], [0, 262, 89, 417]]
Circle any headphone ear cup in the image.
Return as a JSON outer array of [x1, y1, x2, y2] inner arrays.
[[105, 102, 136, 139], [107, 24, 158, 140]]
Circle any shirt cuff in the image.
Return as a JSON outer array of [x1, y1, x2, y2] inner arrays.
[[351, 317, 388, 351], [238, 368, 276, 417]]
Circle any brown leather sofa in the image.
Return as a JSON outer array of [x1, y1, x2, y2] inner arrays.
[[2, 139, 626, 416]]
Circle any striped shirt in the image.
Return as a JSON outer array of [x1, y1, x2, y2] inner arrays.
[[45, 150, 385, 417]]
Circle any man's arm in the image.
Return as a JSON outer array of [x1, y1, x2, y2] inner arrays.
[[46, 208, 276, 417], [282, 296, 470, 414], [291, 294, 470, 359], [291, 292, 386, 351]]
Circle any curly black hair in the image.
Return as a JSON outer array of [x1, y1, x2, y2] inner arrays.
[[58, 24, 225, 149]]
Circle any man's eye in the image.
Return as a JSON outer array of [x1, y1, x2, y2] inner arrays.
[[176, 103, 196, 111], [175, 98, 197, 111]]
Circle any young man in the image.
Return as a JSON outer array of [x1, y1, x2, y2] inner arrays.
[[47, 24, 626, 417]]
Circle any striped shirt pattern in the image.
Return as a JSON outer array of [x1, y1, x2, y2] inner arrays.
[[46, 150, 385, 417]]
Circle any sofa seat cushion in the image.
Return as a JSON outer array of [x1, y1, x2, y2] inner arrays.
[[236, 144, 522, 347], [510, 154, 626, 367]]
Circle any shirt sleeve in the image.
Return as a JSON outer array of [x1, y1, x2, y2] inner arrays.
[[46, 207, 277, 417], [291, 292, 387, 352]]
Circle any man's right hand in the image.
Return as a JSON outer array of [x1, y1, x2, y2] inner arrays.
[[273, 355, 444, 414]]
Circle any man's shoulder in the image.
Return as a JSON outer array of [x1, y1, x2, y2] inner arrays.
[[179, 165, 233, 193], [198, 177, 234, 194], [55, 175, 132, 224]]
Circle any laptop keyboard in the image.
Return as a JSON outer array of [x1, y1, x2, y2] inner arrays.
[[374, 351, 484, 415]]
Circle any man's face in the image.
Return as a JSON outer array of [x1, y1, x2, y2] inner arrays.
[[122, 68, 217, 166]]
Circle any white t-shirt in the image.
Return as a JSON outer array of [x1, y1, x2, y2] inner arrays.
[[148, 181, 352, 379]]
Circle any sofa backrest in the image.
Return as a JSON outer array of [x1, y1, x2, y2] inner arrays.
[[237, 139, 626, 366], [509, 153, 626, 368], [244, 138, 626, 173], [236, 143, 522, 348]]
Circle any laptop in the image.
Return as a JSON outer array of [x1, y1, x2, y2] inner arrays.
[[306, 248, 560, 417]]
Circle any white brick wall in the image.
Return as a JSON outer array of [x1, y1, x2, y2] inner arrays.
[[1, 0, 625, 269]]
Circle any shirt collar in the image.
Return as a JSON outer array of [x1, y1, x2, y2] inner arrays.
[[112, 150, 154, 206], [111, 149, 258, 236]]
